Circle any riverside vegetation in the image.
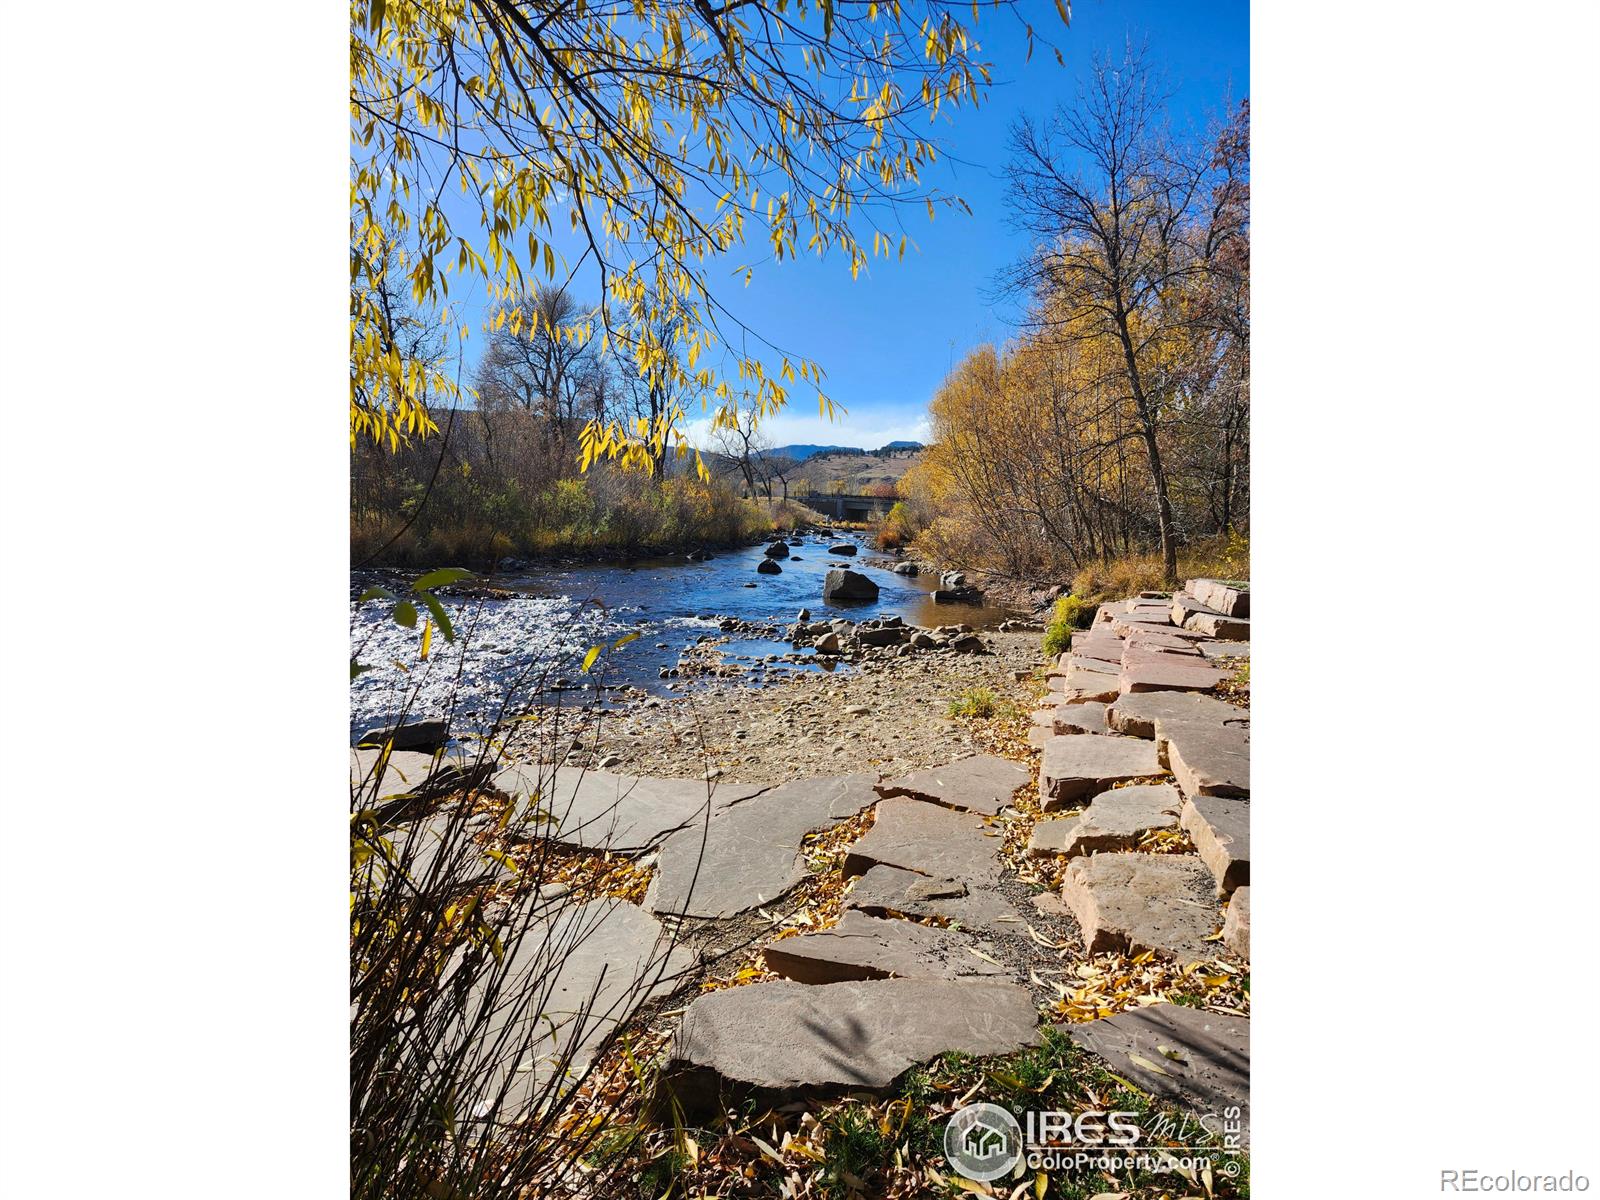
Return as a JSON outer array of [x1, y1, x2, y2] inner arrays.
[[348, 3, 1249, 1195]]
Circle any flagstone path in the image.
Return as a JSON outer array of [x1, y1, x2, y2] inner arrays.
[[383, 578, 1251, 1135]]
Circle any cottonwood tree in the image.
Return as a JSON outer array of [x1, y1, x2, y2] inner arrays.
[[350, 0, 1066, 468], [473, 285, 595, 429], [1004, 45, 1242, 582]]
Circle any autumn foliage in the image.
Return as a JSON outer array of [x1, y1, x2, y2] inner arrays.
[[907, 54, 1248, 586]]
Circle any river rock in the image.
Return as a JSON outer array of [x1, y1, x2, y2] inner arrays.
[[950, 633, 987, 653], [493, 764, 767, 854], [857, 626, 904, 647], [842, 797, 1001, 884], [762, 911, 1011, 985], [844, 865, 1024, 934], [1038, 735, 1165, 809], [1027, 784, 1183, 857], [814, 631, 842, 655], [763, 540, 789, 556], [647, 775, 880, 918], [1180, 795, 1250, 896], [1059, 853, 1218, 960], [823, 568, 879, 601], [664, 978, 1039, 1105], [1223, 887, 1250, 957], [1062, 1004, 1250, 1146], [756, 558, 783, 575], [878, 755, 1031, 816], [892, 562, 919, 575], [355, 714, 449, 753], [1106, 691, 1243, 739], [828, 543, 858, 556]]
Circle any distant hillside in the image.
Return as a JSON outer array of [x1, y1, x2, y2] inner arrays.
[[770, 443, 854, 461], [789, 444, 926, 494], [771, 440, 924, 461]]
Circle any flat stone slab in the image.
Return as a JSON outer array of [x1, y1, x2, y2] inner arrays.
[[1071, 637, 1125, 666], [1184, 611, 1251, 640], [1223, 887, 1250, 958], [1058, 667, 1122, 703], [355, 809, 506, 891], [1107, 691, 1244, 739], [1111, 613, 1179, 638], [1052, 701, 1109, 735], [842, 797, 1001, 884], [1063, 1004, 1250, 1145], [1162, 720, 1250, 798], [666, 978, 1040, 1100], [844, 865, 1025, 935], [465, 898, 697, 1107], [647, 774, 879, 918], [351, 746, 486, 802], [1060, 853, 1218, 960], [1187, 578, 1251, 618], [763, 911, 1012, 985], [878, 755, 1030, 816], [1197, 640, 1250, 661], [1120, 660, 1230, 694], [1168, 592, 1227, 628], [494, 765, 767, 855], [1039, 735, 1165, 809], [1028, 784, 1183, 858], [1181, 795, 1250, 896]]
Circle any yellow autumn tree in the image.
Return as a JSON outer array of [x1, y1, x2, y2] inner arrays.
[[350, 0, 1068, 468]]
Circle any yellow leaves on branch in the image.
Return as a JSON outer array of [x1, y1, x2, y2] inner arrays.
[[349, 0, 1059, 454]]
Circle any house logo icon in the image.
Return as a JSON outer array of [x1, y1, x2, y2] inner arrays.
[[943, 1102, 1023, 1181]]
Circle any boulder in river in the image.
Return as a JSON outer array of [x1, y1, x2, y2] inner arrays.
[[823, 568, 878, 602], [892, 562, 918, 575], [757, 559, 783, 575], [355, 715, 449, 753], [763, 541, 789, 557], [828, 543, 858, 556]]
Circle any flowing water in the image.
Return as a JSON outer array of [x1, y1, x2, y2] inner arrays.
[[349, 532, 1011, 740]]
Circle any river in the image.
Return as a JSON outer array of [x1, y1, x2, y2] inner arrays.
[[349, 532, 1010, 741]]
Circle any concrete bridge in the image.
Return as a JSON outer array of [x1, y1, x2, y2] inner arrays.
[[802, 492, 897, 522]]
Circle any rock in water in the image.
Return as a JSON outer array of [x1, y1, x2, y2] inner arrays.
[[756, 558, 783, 575], [355, 714, 449, 753], [828, 543, 857, 555], [823, 568, 878, 601], [763, 541, 789, 557]]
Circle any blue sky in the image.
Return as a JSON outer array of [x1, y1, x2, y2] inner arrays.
[[693, 0, 1248, 448], [447, 0, 1248, 449]]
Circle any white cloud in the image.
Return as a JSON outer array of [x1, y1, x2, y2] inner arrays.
[[681, 407, 930, 451]]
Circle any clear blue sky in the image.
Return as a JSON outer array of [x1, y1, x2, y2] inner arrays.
[[454, 0, 1249, 450], [699, 0, 1248, 448]]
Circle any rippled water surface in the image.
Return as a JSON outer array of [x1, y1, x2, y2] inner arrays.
[[350, 532, 1010, 740]]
